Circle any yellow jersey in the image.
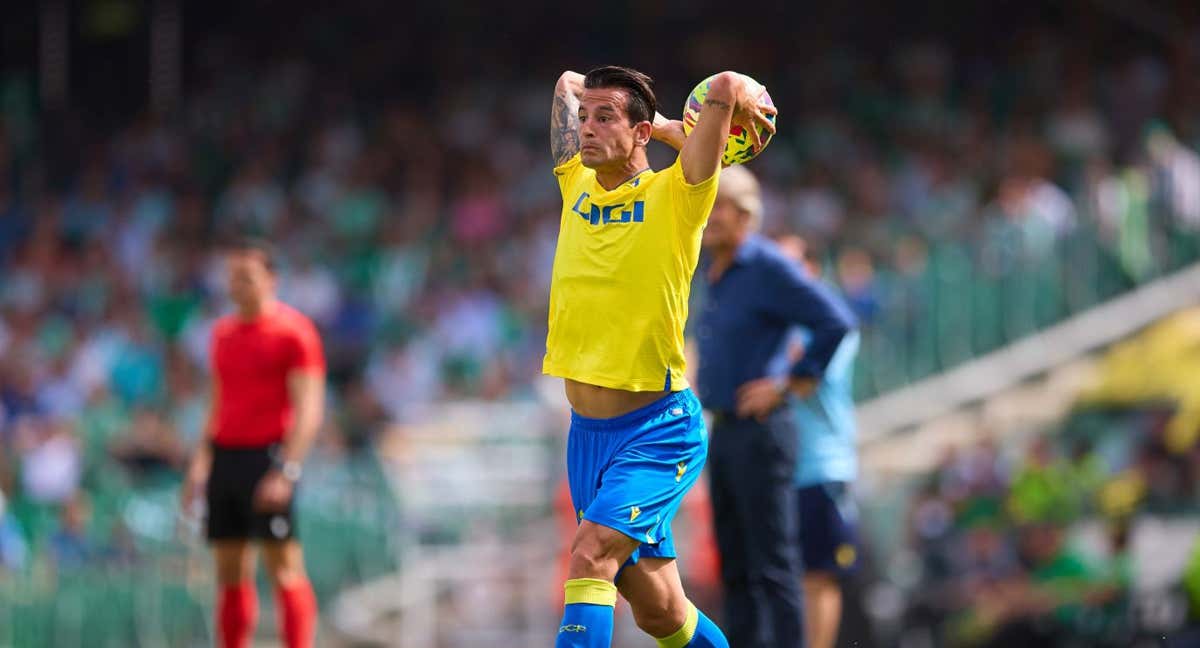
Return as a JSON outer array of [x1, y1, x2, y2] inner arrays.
[[543, 153, 719, 392]]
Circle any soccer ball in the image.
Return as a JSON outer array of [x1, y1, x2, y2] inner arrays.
[[682, 73, 776, 166]]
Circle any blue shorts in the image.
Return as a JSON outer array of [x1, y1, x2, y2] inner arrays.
[[567, 389, 707, 566], [797, 481, 859, 575]]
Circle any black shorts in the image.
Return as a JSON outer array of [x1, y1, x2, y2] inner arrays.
[[205, 444, 297, 542], [797, 481, 859, 575]]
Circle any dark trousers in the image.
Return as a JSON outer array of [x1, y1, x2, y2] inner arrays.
[[708, 408, 805, 648]]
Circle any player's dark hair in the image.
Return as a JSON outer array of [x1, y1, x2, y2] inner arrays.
[[225, 236, 278, 273], [584, 66, 657, 126]]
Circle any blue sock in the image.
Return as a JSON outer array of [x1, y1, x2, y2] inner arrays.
[[690, 608, 729, 648], [555, 578, 616, 647], [655, 602, 729, 648]]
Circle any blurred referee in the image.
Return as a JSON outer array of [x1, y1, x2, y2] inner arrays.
[[181, 239, 325, 648], [696, 166, 857, 648]]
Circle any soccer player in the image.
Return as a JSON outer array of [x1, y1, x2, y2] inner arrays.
[[778, 235, 862, 648], [181, 239, 325, 648], [546, 65, 775, 648]]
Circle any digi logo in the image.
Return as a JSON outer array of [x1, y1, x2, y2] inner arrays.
[[571, 192, 645, 225], [560, 624, 588, 633]]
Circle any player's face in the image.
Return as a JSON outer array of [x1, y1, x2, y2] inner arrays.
[[702, 196, 749, 249], [578, 88, 645, 169], [226, 251, 275, 309]]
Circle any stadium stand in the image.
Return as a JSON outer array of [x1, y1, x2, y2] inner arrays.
[[863, 308, 1200, 646], [1, 2, 1198, 645]]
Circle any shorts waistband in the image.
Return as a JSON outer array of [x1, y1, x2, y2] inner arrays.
[[571, 389, 696, 432]]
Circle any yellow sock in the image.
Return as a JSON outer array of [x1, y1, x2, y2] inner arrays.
[[654, 601, 699, 648], [563, 578, 617, 606], [557, 579, 617, 647]]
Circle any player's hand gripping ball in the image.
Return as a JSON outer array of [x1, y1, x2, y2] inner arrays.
[[682, 73, 776, 166]]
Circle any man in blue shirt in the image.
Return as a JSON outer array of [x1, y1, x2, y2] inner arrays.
[[776, 234, 861, 648], [696, 167, 857, 648]]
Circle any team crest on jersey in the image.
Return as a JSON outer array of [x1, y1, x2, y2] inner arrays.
[[571, 192, 645, 226]]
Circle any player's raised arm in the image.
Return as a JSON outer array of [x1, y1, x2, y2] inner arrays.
[[551, 71, 585, 165], [679, 71, 777, 185]]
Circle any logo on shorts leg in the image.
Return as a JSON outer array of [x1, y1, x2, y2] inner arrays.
[[675, 462, 688, 482], [835, 543, 857, 568], [270, 515, 290, 539], [559, 624, 587, 633], [629, 506, 641, 522]]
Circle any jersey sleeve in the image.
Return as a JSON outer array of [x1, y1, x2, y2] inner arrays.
[[553, 153, 585, 196], [287, 318, 326, 373], [668, 155, 720, 228]]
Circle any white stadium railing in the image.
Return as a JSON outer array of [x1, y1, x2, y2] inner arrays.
[[328, 401, 565, 647]]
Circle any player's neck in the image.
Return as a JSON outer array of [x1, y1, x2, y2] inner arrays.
[[235, 296, 277, 321], [594, 151, 650, 191]]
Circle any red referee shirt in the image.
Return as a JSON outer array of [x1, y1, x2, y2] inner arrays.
[[210, 301, 325, 448]]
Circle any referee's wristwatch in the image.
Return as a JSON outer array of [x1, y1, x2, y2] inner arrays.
[[277, 460, 303, 483]]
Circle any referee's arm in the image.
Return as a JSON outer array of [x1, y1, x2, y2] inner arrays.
[[278, 369, 325, 468], [252, 368, 324, 512]]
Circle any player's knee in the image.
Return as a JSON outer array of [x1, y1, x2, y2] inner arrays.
[[631, 597, 689, 638], [566, 542, 619, 580], [213, 542, 254, 586], [567, 528, 627, 580], [262, 543, 307, 587], [804, 571, 841, 591], [267, 565, 307, 587], [216, 564, 252, 586], [265, 559, 309, 587]]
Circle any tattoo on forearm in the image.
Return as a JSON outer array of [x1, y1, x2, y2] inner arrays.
[[704, 99, 732, 111], [551, 92, 581, 165]]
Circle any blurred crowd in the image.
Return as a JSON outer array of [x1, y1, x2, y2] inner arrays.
[[897, 307, 1200, 646], [902, 435, 1136, 646], [0, 3, 1198, 592]]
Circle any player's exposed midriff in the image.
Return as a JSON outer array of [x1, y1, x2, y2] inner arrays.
[[564, 378, 669, 419]]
